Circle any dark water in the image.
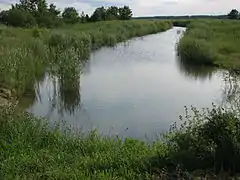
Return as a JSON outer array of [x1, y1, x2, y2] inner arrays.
[[20, 27, 225, 140]]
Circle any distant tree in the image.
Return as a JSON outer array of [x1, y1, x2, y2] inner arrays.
[[90, 7, 106, 22], [17, 0, 38, 14], [5, 6, 36, 27], [48, 3, 61, 17], [119, 6, 132, 20], [17, 0, 48, 17], [85, 14, 90, 22], [228, 9, 239, 19], [47, 3, 62, 27], [62, 7, 79, 24], [34, 0, 49, 26], [80, 11, 86, 23], [0, 10, 9, 24], [106, 6, 119, 20], [4, 0, 61, 27]]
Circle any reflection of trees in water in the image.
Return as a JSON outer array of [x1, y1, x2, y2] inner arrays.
[[176, 56, 216, 80]]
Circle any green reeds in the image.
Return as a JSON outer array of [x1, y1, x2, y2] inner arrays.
[[178, 19, 240, 68], [0, 20, 172, 97]]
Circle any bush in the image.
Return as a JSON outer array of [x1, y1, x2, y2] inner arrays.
[[148, 103, 240, 175]]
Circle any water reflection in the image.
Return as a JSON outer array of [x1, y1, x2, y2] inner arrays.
[[176, 56, 217, 81], [59, 75, 81, 115]]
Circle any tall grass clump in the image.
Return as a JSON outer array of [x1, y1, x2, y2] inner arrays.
[[178, 19, 240, 68], [178, 37, 216, 65], [0, 107, 162, 179], [0, 39, 47, 96]]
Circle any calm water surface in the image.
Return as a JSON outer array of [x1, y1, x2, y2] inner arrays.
[[21, 27, 225, 140]]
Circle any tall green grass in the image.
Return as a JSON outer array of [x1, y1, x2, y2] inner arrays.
[[0, 107, 164, 179], [0, 20, 172, 97], [178, 19, 240, 68], [2, 76, 240, 179]]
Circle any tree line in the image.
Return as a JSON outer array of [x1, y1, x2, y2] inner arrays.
[[0, 0, 133, 28]]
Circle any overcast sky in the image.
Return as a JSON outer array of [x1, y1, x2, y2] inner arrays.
[[0, 0, 239, 16]]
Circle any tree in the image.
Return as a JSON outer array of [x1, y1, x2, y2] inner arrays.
[[62, 7, 79, 24], [90, 7, 106, 22], [85, 14, 90, 22], [47, 3, 62, 27], [18, 0, 38, 14], [80, 11, 85, 23], [17, 0, 48, 16], [5, 6, 36, 27], [0, 10, 9, 24], [34, 0, 49, 26], [106, 6, 119, 20], [228, 9, 239, 19], [48, 3, 61, 17], [119, 6, 132, 20]]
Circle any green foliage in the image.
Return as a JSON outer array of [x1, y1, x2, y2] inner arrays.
[[2, 81, 240, 178], [90, 6, 133, 22], [178, 37, 216, 65], [62, 7, 79, 24], [0, 20, 173, 177], [5, 8, 36, 27], [32, 28, 42, 38], [106, 6, 119, 20], [119, 6, 133, 20], [0, 107, 158, 179], [0, 20, 171, 97], [90, 6, 106, 22], [0, 1, 133, 28], [228, 9, 239, 19], [178, 19, 240, 68]]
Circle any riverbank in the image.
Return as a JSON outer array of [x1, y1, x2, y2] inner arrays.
[[177, 19, 240, 68], [1, 93, 240, 179], [2, 19, 240, 179], [0, 20, 172, 101]]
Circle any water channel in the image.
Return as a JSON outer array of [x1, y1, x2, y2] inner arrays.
[[20, 27, 226, 140]]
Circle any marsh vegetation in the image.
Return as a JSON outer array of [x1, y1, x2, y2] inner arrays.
[[178, 19, 240, 68], [1, 1, 240, 179]]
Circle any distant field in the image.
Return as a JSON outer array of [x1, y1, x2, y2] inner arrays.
[[178, 19, 240, 68]]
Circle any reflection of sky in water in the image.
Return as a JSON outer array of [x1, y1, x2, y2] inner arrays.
[[25, 27, 224, 140]]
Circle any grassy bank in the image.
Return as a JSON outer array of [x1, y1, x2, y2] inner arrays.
[[0, 20, 172, 98], [177, 19, 240, 68], [1, 89, 240, 179]]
